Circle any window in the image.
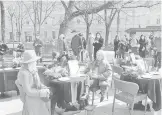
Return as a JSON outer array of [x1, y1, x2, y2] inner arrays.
[[16, 32, 20, 41], [52, 31, 56, 39], [25, 31, 32, 42], [9, 32, 13, 40], [44, 31, 47, 39], [26, 21, 29, 25], [157, 18, 160, 24]]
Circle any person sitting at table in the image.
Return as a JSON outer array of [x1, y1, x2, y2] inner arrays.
[[84, 50, 112, 102], [15, 50, 51, 115]]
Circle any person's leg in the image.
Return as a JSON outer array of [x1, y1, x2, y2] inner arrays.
[[94, 50, 97, 60], [89, 52, 92, 61], [154, 51, 158, 67], [157, 52, 161, 69], [100, 85, 107, 102], [39, 51, 43, 63], [114, 50, 117, 58]]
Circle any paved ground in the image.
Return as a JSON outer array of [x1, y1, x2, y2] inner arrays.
[[0, 89, 161, 115]]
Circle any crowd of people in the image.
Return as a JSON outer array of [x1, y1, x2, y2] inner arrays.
[[113, 33, 161, 70], [0, 30, 161, 115]]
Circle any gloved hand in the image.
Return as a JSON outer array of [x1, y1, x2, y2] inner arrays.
[[39, 89, 50, 98]]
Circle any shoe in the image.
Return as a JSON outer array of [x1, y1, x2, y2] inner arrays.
[[100, 96, 104, 102], [81, 93, 88, 100]]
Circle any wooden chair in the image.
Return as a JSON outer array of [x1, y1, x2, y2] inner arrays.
[[111, 65, 123, 89], [112, 78, 148, 115], [111, 65, 123, 79]]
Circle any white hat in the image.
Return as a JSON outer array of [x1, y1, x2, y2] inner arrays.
[[59, 34, 65, 39], [22, 50, 40, 63]]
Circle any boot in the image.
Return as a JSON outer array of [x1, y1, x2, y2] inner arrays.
[[100, 86, 106, 102], [100, 96, 104, 102]]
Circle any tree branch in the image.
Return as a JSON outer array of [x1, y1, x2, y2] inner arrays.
[[23, 2, 34, 24], [123, 2, 161, 9], [61, 0, 68, 10], [41, 1, 56, 25], [71, 1, 120, 19]]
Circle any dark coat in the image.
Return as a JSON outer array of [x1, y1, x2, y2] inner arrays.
[[71, 35, 82, 56], [114, 39, 120, 51], [33, 39, 43, 52]]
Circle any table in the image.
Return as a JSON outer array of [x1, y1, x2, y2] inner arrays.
[[120, 73, 161, 111], [0, 66, 45, 96], [49, 77, 85, 103]]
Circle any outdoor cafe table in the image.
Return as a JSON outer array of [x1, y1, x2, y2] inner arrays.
[[48, 76, 86, 104], [120, 72, 162, 111], [0, 66, 45, 96]]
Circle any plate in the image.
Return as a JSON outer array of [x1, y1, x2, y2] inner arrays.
[[150, 72, 160, 75], [141, 73, 152, 79], [58, 77, 70, 81]]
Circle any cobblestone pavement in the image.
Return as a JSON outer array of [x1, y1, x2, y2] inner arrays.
[[0, 90, 161, 115]]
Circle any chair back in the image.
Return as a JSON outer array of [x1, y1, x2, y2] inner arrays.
[[112, 58, 122, 66], [111, 65, 123, 75], [68, 60, 80, 76], [143, 58, 154, 71], [113, 78, 139, 95], [103, 51, 114, 64]]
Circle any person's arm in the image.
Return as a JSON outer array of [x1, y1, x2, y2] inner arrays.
[[21, 71, 48, 97], [84, 62, 93, 74], [98, 62, 112, 80]]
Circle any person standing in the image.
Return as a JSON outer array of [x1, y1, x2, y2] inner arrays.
[[154, 37, 161, 70], [15, 50, 51, 115], [138, 35, 147, 58], [33, 36, 43, 62], [57, 34, 68, 56], [93, 32, 104, 60], [114, 35, 120, 58], [87, 33, 94, 61], [71, 33, 83, 60]]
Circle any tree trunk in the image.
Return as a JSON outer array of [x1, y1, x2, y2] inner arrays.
[[117, 10, 120, 36], [0, 1, 5, 42], [11, 18, 15, 48], [86, 22, 90, 42], [34, 1, 37, 40], [105, 24, 111, 46], [58, 20, 70, 37]]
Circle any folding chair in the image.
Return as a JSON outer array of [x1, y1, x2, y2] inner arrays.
[[112, 78, 148, 115]]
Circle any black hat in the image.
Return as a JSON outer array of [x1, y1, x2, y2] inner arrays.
[[71, 30, 78, 33], [78, 33, 83, 36]]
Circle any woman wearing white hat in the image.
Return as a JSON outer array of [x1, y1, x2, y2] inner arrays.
[[15, 50, 51, 115]]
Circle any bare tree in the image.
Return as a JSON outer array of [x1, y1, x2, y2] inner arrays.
[[14, 1, 28, 42], [0, 1, 5, 42], [59, 0, 118, 36], [96, 0, 161, 46], [7, 4, 16, 47], [75, 1, 94, 41], [23, 0, 56, 40]]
